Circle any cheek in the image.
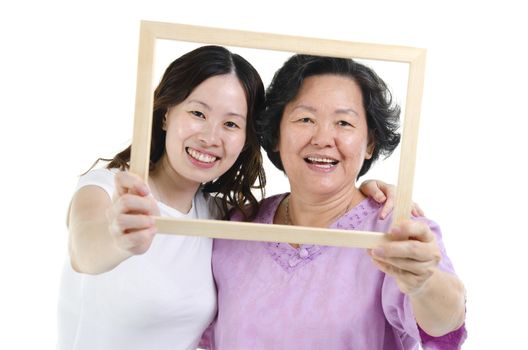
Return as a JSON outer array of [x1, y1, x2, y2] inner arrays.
[[340, 134, 370, 159], [279, 127, 305, 153], [166, 117, 193, 138], [225, 132, 246, 156], [166, 117, 205, 146], [176, 117, 202, 135]]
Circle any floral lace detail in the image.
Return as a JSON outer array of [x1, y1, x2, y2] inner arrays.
[[331, 200, 382, 230], [260, 194, 382, 273], [265, 242, 326, 272]]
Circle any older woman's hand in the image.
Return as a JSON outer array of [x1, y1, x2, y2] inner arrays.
[[106, 171, 160, 256], [368, 220, 441, 295]]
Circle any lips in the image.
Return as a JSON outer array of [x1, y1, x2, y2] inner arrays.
[[304, 156, 339, 169], [186, 147, 219, 163]]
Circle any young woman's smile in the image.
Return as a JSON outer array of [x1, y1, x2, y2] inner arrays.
[[162, 73, 247, 185]]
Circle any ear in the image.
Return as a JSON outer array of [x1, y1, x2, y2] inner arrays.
[[162, 111, 168, 131], [273, 138, 281, 153], [364, 135, 375, 160]]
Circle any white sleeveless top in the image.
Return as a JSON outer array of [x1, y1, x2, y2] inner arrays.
[[57, 169, 217, 350]]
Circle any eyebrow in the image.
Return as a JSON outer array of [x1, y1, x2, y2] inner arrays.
[[335, 108, 359, 117], [187, 99, 246, 119], [188, 100, 211, 110], [292, 104, 359, 117]]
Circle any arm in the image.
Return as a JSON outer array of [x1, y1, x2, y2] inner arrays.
[[68, 171, 159, 274], [369, 221, 466, 336], [359, 179, 424, 219]]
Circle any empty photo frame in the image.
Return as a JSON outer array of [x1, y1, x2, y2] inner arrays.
[[129, 21, 426, 248]]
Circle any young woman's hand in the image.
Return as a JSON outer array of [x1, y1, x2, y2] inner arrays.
[[107, 171, 160, 256], [359, 179, 424, 219]]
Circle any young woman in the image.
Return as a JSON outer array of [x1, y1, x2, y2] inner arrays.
[[57, 45, 266, 350]]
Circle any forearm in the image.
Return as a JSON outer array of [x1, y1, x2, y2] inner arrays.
[[410, 269, 466, 336], [69, 219, 131, 274]]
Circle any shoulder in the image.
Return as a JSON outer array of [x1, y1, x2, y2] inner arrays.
[[197, 191, 224, 220], [334, 198, 386, 231], [229, 193, 288, 223], [338, 198, 443, 237], [76, 167, 118, 198]]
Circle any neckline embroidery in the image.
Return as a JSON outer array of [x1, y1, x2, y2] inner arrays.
[[263, 194, 381, 273]]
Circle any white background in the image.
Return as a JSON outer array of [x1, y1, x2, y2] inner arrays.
[[1, 1, 527, 349]]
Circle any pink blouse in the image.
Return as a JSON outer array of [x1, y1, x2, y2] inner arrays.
[[201, 194, 466, 349]]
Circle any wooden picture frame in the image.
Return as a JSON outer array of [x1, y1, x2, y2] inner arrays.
[[129, 20, 426, 249]]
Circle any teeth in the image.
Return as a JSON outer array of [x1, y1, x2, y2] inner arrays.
[[315, 163, 333, 169], [307, 156, 337, 164], [187, 148, 217, 163]]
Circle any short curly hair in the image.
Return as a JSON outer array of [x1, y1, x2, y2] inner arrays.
[[256, 54, 401, 179]]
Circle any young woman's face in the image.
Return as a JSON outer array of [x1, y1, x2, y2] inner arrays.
[[163, 73, 248, 185], [277, 74, 373, 197]]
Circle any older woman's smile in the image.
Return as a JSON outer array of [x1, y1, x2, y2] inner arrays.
[[278, 74, 372, 195], [304, 155, 339, 169]]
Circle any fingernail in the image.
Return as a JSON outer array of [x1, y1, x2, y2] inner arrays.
[[390, 226, 401, 235], [139, 188, 146, 196], [372, 248, 385, 257]]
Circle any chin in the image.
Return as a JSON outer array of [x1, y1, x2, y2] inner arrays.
[[302, 185, 338, 196]]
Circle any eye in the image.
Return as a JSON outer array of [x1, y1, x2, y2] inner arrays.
[[297, 117, 314, 124], [224, 121, 240, 129], [337, 120, 354, 127], [189, 110, 205, 118]]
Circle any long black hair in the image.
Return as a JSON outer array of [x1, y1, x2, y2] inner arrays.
[[100, 45, 266, 219]]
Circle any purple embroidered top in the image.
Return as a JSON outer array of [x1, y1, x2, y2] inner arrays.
[[200, 194, 466, 349]]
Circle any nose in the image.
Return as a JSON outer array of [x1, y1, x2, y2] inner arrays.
[[311, 123, 335, 148], [198, 120, 221, 147]]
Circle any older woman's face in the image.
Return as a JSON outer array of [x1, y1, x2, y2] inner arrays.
[[277, 74, 373, 197]]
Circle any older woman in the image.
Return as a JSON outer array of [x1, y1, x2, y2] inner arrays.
[[201, 55, 467, 349]]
